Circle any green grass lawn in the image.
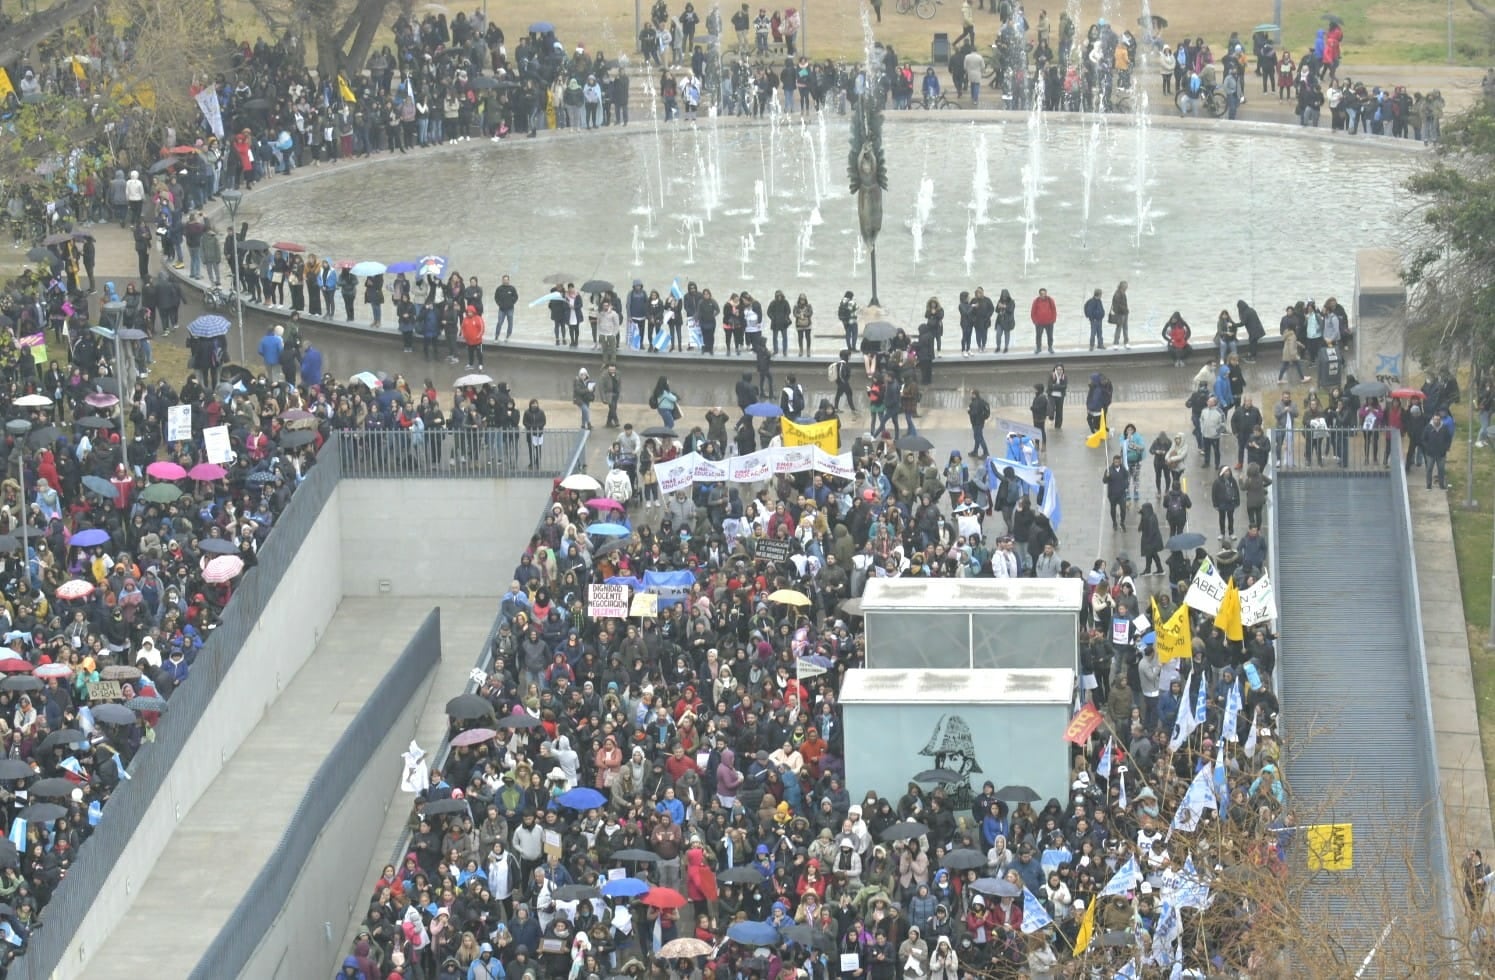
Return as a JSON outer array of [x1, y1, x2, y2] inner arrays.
[[1442, 397, 1495, 795]]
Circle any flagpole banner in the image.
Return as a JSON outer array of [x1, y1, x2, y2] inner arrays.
[[1183, 556, 1227, 616], [774, 443, 816, 474], [1062, 703, 1105, 745], [813, 448, 855, 479], [1155, 603, 1192, 663], [691, 454, 728, 482], [726, 449, 774, 484], [654, 452, 697, 494], [1240, 572, 1277, 626], [195, 87, 224, 139], [781, 416, 840, 454], [639, 447, 857, 490]]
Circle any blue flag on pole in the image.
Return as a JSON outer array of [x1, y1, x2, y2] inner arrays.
[[1100, 856, 1141, 897], [7, 818, 25, 853], [1223, 678, 1243, 743], [1171, 762, 1217, 832], [1097, 737, 1113, 781], [1020, 888, 1053, 934]]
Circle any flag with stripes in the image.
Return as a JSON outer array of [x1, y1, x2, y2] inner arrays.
[[1020, 887, 1053, 934]]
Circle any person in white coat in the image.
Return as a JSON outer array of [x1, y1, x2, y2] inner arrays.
[[544, 735, 580, 788]]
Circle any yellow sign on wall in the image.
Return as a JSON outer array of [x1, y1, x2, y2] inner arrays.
[[1306, 823, 1354, 871]]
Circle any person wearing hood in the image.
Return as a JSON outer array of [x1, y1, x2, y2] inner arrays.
[[899, 925, 929, 980], [685, 843, 719, 919], [125, 170, 145, 224], [715, 747, 743, 807], [1211, 465, 1240, 541], [572, 367, 594, 430], [336, 954, 368, 979], [1084, 372, 1112, 433]]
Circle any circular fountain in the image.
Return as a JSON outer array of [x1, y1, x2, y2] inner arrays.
[[244, 106, 1421, 343]]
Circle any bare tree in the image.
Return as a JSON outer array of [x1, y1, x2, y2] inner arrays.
[[244, 0, 396, 75]]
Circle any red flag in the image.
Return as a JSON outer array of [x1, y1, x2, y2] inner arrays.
[[1063, 704, 1105, 745]]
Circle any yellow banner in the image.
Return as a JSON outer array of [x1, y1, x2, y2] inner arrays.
[[0, 68, 15, 104], [338, 73, 357, 104], [782, 416, 839, 454], [1155, 600, 1193, 663], [1306, 823, 1353, 870]]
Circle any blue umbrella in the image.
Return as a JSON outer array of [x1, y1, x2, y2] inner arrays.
[[744, 401, 782, 418], [187, 314, 231, 338], [587, 522, 630, 537], [726, 921, 781, 946], [601, 877, 651, 898], [70, 528, 110, 548], [386, 260, 419, 274], [556, 786, 607, 810], [350, 261, 387, 277], [530, 291, 564, 308], [246, 470, 279, 484], [529, 20, 555, 32]]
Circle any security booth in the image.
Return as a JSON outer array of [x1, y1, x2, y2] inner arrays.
[[839, 668, 1074, 812]]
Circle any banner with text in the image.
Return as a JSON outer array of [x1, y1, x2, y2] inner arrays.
[[652, 447, 856, 492], [781, 417, 840, 454]]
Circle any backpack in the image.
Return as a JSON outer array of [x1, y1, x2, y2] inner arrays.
[[827, 360, 839, 383]]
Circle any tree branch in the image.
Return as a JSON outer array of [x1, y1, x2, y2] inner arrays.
[[0, 0, 101, 67], [1467, 0, 1495, 20]]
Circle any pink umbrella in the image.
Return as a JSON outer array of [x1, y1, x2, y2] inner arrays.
[[85, 392, 119, 409], [279, 409, 314, 421], [586, 497, 626, 511], [146, 461, 187, 480], [55, 579, 95, 601], [450, 727, 497, 747], [202, 554, 244, 584], [33, 663, 72, 679], [188, 463, 227, 482]]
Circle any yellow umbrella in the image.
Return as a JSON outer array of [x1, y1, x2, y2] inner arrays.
[[767, 588, 811, 606]]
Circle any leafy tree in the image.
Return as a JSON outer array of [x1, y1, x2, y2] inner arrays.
[[1403, 93, 1495, 368]]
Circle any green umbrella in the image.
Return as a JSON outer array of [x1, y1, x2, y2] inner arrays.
[[140, 483, 183, 504]]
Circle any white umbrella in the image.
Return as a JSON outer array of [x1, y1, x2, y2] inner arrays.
[[455, 373, 493, 387], [14, 394, 52, 407], [560, 473, 602, 492], [529, 291, 564, 308]]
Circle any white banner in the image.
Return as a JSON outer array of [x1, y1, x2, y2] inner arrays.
[[634, 448, 856, 489], [1240, 572, 1277, 626], [655, 454, 695, 494], [1183, 556, 1227, 616], [166, 403, 193, 443], [727, 449, 774, 484], [587, 583, 630, 618], [195, 88, 224, 139]]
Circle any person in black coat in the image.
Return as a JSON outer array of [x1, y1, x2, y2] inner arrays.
[[1138, 502, 1164, 574], [1237, 299, 1266, 361], [1210, 466, 1241, 540]]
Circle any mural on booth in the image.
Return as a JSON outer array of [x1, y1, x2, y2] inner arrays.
[[919, 714, 982, 811]]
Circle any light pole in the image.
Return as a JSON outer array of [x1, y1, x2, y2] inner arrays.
[[11, 420, 28, 589], [220, 189, 247, 365]]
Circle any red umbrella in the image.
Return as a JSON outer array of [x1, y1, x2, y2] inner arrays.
[[203, 554, 245, 584], [0, 659, 31, 674], [272, 241, 306, 253], [450, 727, 497, 747], [165, 145, 202, 155], [641, 887, 687, 909], [55, 579, 95, 601], [188, 463, 227, 482], [333, 259, 356, 270], [1391, 388, 1425, 400]]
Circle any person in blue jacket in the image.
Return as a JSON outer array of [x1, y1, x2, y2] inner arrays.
[[256, 323, 284, 382], [336, 954, 367, 979]]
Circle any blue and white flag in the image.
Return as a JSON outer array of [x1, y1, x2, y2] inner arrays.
[[1149, 901, 1182, 967], [1193, 667, 1208, 726], [1020, 887, 1053, 934], [1118, 771, 1128, 810], [1113, 961, 1138, 980], [1174, 855, 1211, 910], [1097, 737, 1114, 782], [985, 457, 1063, 529], [1213, 739, 1230, 809], [1100, 856, 1142, 897], [1222, 678, 1243, 743], [1243, 708, 1261, 756], [670, 277, 684, 300], [1168, 670, 1199, 752], [652, 325, 672, 351], [7, 818, 24, 852], [1041, 847, 1072, 875], [1171, 762, 1216, 833]]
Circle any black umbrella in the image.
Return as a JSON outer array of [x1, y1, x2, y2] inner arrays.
[[446, 693, 494, 720], [642, 426, 677, 439], [148, 157, 178, 175], [77, 416, 115, 429], [880, 821, 930, 842], [422, 797, 471, 817], [993, 784, 1041, 803], [469, 76, 501, 90], [0, 760, 34, 781], [198, 538, 238, 555], [26, 426, 61, 448], [280, 429, 318, 448], [24, 247, 51, 263], [555, 884, 601, 901], [0, 536, 16, 555], [0, 841, 17, 868], [82, 475, 117, 498], [581, 279, 615, 294], [238, 239, 270, 254], [1138, 13, 1167, 28], [496, 714, 543, 730], [969, 877, 1022, 897], [717, 866, 766, 884], [1350, 380, 1390, 398], [895, 435, 934, 452], [913, 768, 962, 784], [862, 320, 898, 343], [93, 703, 138, 725], [92, 377, 122, 395], [780, 924, 837, 952], [4, 421, 28, 436], [1099, 930, 1136, 948], [1, 676, 40, 693], [1166, 532, 1207, 552], [37, 729, 84, 752], [610, 848, 661, 862], [1321, 12, 1344, 25], [19, 802, 67, 822], [940, 849, 989, 871], [42, 232, 73, 246], [241, 98, 271, 110], [27, 777, 79, 799]]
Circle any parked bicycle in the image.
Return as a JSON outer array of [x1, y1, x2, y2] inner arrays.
[[895, 0, 940, 19]]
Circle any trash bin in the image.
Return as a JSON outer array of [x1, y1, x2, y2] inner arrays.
[[932, 32, 950, 65]]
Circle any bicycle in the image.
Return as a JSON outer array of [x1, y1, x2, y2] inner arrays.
[[895, 0, 939, 18], [922, 92, 960, 110]]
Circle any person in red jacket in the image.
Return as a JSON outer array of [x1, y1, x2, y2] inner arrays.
[[460, 305, 486, 368], [1030, 288, 1057, 355]]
